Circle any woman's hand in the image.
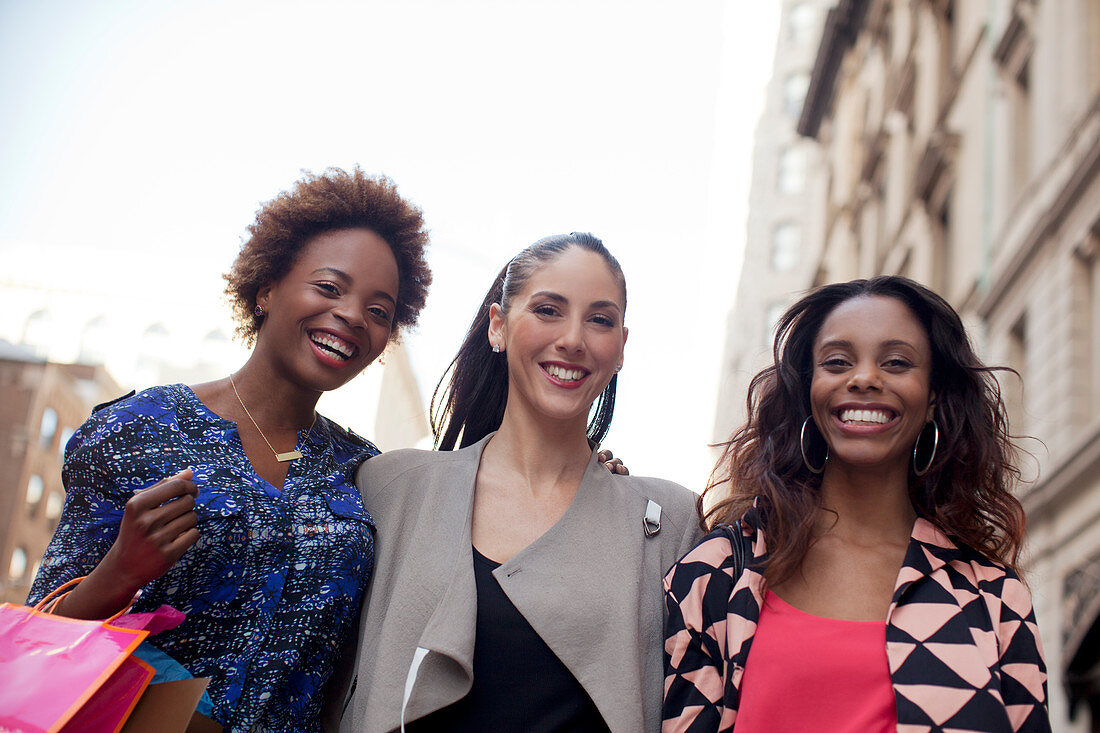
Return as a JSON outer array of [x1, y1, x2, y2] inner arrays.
[[105, 468, 201, 590], [597, 449, 629, 475], [54, 469, 200, 619]]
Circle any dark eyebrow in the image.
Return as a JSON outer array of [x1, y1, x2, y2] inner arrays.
[[818, 338, 918, 351], [880, 339, 918, 350], [311, 267, 349, 280], [817, 339, 854, 351], [529, 291, 567, 304], [589, 300, 623, 313], [529, 291, 623, 313], [311, 267, 396, 304]]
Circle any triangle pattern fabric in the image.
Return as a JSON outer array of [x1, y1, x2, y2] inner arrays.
[[662, 516, 1050, 732]]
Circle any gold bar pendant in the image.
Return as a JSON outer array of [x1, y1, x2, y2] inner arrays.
[[275, 450, 303, 462]]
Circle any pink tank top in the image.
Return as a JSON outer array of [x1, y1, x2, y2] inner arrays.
[[735, 590, 897, 733]]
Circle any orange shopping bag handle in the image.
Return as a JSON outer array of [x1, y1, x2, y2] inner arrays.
[[33, 576, 138, 621]]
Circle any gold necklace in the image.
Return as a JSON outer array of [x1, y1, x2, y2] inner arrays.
[[229, 373, 316, 462]]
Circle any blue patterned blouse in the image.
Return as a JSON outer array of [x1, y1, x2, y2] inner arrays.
[[28, 384, 378, 733]]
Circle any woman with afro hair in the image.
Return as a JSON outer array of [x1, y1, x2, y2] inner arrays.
[[28, 167, 432, 733]]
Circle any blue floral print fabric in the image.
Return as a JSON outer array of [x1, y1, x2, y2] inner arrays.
[[28, 384, 378, 733]]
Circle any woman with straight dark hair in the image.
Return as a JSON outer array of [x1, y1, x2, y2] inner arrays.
[[663, 276, 1049, 732], [339, 233, 702, 733]]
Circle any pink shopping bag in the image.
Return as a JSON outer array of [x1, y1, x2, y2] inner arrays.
[[0, 578, 183, 733]]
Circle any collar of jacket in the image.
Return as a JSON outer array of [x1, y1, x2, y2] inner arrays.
[[727, 510, 1040, 731], [392, 433, 667, 732]]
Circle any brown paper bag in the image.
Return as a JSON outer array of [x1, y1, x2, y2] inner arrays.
[[120, 677, 220, 733]]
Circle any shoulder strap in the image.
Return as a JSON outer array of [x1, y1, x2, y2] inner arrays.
[[719, 520, 745, 580]]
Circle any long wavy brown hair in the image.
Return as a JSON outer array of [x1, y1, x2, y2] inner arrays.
[[702, 276, 1027, 582]]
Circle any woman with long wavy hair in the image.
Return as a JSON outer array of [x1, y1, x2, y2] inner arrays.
[[662, 276, 1049, 732]]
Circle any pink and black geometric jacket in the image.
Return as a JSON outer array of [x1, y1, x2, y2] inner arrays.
[[663, 507, 1051, 732]]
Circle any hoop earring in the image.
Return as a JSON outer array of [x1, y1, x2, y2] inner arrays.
[[800, 416, 827, 474], [912, 420, 939, 477]]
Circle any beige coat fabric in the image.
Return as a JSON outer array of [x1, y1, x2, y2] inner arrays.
[[340, 434, 703, 733]]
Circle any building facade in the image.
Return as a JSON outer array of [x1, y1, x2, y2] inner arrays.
[[0, 343, 121, 603], [0, 259, 433, 604], [712, 0, 835, 451], [787, 0, 1100, 728]]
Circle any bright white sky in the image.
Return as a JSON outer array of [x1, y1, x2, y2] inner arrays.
[[0, 0, 780, 490]]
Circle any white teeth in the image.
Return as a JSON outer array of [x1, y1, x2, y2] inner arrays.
[[545, 364, 586, 381], [310, 332, 354, 359], [839, 409, 891, 424]]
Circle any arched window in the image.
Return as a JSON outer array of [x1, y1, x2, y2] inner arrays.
[[22, 309, 53, 357], [771, 223, 802, 271], [784, 73, 810, 118], [199, 328, 236, 368], [764, 302, 787, 345], [79, 314, 110, 365], [58, 427, 75, 459], [46, 491, 64, 519], [39, 407, 57, 447], [25, 475, 44, 509], [9, 547, 27, 580], [788, 3, 818, 45], [777, 146, 807, 194]]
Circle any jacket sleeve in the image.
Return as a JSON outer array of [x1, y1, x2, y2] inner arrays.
[[662, 536, 735, 733], [996, 570, 1052, 732]]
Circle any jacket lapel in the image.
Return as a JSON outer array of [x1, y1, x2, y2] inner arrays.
[[401, 439, 485, 724], [492, 452, 655, 732], [885, 519, 1008, 730]]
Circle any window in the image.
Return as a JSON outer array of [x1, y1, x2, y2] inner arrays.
[[936, 0, 957, 83], [46, 491, 64, 520], [764, 302, 787, 346], [21, 309, 52, 358], [777, 147, 807, 194], [994, 7, 1033, 204], [932, 191, 953, 295], [783, 73, 810, 118], [771, 223, 802, 271], [39, 407, 57, 448], [58, 427, 75, 459], [1088, 0, 1100, 98], [788, 3, 817, 45], [1092, 232, 1100, 418], [1009, 61, 1031, 198], [1075, 231, 1100, 417], [79, 314, 110, 365], [9, 547, 27, 580], [1005, 314, 1028, 433], [25, 475, 44, 513], [879, 2, 894, 59]]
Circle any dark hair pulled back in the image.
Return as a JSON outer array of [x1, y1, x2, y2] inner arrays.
[[431, 232, 626, 450]]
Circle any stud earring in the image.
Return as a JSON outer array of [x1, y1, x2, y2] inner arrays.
[[491, 344, 501, 353], [615, 364, 622, 373], [254, 305, 265, 317]]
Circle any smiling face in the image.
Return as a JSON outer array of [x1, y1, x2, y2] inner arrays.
[[809, 295, 934, 475], [253, 227, 400, 393], [489, 246, 628, 431]]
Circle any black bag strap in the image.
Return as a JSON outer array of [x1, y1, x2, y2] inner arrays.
[[719, 520, 745, 581]]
